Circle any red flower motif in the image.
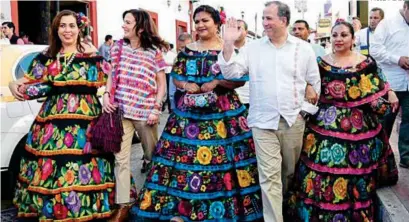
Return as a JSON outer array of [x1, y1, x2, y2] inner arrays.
[[42, 123, 54, 145], [41, 159, 53, 180], [340, 117, 352, 131], [92, 167, 101, 184], [350, 109, 363, 130], [64, 132, 74, 148], [53, 203, 68, 219], [323, 185, 334, 202], [223, 172, 233, 190], [178, 201, 192, 216], [47, 60, 60, 76], [217, 95, 230, 111], [327, 80, 346, 99]]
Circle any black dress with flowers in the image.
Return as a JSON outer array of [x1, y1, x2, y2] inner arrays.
[[131, 48, 263, 221], [12, 52, 136, 221], [285, 57, 398, 221]]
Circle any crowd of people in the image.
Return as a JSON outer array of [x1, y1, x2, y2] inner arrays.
[[6, 0, 409, 221]]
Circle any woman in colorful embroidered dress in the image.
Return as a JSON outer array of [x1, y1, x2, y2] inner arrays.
[[285, 21, 399, 221], [102, 9, 168, 222], [131, 5, 263, 221], [9, 10, 119, 221]]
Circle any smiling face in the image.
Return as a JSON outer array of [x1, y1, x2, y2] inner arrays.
[[262, 4, 287, 38], [57, 15, 79, 46], [331, 24, 354, 53], [122, 12, 137, 39], [194, 11, 218, 40]]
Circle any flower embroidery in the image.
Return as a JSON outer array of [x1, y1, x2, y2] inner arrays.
[[65, 191, 81, 213], [358, 145, 370, 164], [41, 159, 54, 180], [359, 74, 373, 94], [303, 133, 316, 153], [67, 94, 79, 113], [348, 86, 361, 99], [178, 201, 192, 216], [237, 170, 251, 188], [185, 123, 199, 139], [216, 121, 227, 139], [42, 124, 54, 145], [320, 147, 332, 163], [65, 170, 75, 185], [186, 60, 197, 75], [333, 177, 347, 200], [64, 132, 74, 147], [79, 164, 91, 184], [324, 106, 337, 125], [340, 117, 352, 131], [350, 108, 363, 130], [32, 62, 46, 79], [349, 150, 359, 166], [210, 63, 221, 74], [209, 201, 225, 219], [327, 80, 346, 99], [330, 143, 346, 165], [197, 146, 212, 165], [238, 116, 250, 131]]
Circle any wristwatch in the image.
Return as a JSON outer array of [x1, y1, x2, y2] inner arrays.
[[299, 110, 310, 120]]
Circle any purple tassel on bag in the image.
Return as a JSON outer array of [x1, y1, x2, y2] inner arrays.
[[91, 108, 124, 153]]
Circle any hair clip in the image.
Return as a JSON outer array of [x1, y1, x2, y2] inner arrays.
[[76, 12, 89, 30]]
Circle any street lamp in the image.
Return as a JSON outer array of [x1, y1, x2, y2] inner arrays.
[[241, 11, 245, 20], [178, 4, 182, 12], [167, 0, 171, 7], [294, 0, 307, 19]]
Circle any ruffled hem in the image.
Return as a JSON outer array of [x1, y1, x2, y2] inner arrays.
[[53, 81, 105, 87], [25, 145, 99, 156], [17, 210, 112, 222], [35, 114, 97, 122], [303, 198, 371, 211]]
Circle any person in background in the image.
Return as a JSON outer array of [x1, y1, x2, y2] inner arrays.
[[292, 19, 326, 57], [167, 32, 193, 112], [99, 34, 113, 62], [219, 1, 321, 221], [285, 20, 399, 222], [356, 8, 384, 56], [163, 43, 177, 113], [234, 19, 250, 108], [371, 0, 409, 168], [103, 9, 167, 221], [20, 31, 34, 44], [1, 22, 24, 44], [352, 16, 362, 32]]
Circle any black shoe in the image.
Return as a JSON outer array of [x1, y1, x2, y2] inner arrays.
[[132, 134, 141, 144]]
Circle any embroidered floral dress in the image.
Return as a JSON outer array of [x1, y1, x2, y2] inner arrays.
[[131, 48, 263, 221], [285, 57, 398, 221], [12, 52, 132, 221]]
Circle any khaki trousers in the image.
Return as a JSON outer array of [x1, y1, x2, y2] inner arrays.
[[252, 116, 305, 222], [115, 119, 158, 204]]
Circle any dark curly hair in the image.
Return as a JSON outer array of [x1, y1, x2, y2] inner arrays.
[[332, 20, 355, 38], [193, 5, 221, 30], [122, 9, 168, 51]]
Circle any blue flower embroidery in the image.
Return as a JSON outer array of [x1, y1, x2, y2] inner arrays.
[[209, 201, 225, 219], [87, 66, 98, 81], [186, 60, 198, 76]]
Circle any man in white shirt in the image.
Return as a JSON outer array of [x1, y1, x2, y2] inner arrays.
[[355, 8, 384, 56], [234, 19, 250, 108], [371, 1, 409, 168], [218, 1, 320, 221], [163, 43, 177, 112], [292, 20, 326, 58]]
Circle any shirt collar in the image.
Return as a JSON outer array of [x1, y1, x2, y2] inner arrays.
[[263, 32, 297, 44]]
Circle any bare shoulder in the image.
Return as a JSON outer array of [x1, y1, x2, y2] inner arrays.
[[357, 53, 367, 63], [321, 54, 332, 63], [185, 42, 198, 51], [81, 42, 98, 55]]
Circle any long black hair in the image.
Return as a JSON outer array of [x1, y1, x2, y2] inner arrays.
[[122, 9, 168, 51]]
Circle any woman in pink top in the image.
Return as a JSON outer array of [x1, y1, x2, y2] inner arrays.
[[103, 9, 167, 221]]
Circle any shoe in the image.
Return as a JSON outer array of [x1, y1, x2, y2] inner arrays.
[[108, 204, 131, 222]]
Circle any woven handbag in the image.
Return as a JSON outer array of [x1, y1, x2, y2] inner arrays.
[[91, 40, 124, 153]]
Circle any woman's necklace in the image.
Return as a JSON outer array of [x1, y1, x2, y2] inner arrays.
[[329, 51, 358, 69], [57, 52, 77, 74], [195, 38, 223, 52]]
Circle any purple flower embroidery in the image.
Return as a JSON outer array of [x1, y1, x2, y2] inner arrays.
[[32, 63, 45, 79], [210, 63, 221, 74], [189, 173, 202, 192], [358, 145, 370, 164], [349, 150, 359, 166], [316, 109, 325, 121], [79, 164, 91, 184], [333, 213, 346, 222], [185, 123, 199, 139], [65, 191, 81, 213], [324, 106, 337, 125]]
